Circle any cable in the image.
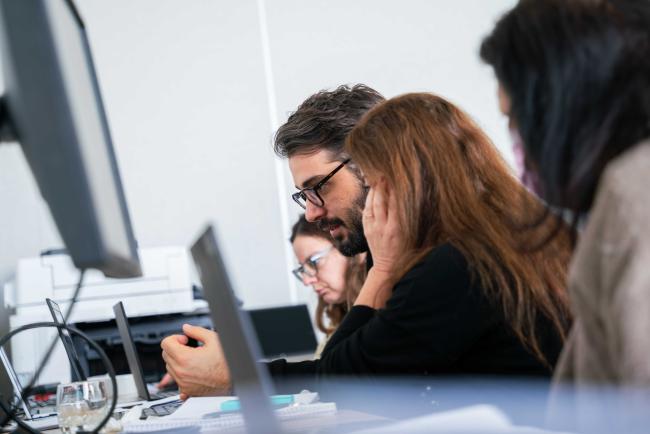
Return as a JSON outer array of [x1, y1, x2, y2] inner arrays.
[[0, 269, 116, 433], [0, 322, 117, 433], [0, 269, 85, 429]]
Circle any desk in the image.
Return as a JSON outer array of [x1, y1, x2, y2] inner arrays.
[[39, 409, 389, 433]]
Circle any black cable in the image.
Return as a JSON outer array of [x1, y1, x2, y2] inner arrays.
[[0, 269, 86, 429], [0, 269, 117, 433], [0, 322, 117, 433]]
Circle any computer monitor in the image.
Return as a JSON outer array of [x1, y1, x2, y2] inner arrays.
[[0, 0, 141, 277], [248, 305, 318, 358]]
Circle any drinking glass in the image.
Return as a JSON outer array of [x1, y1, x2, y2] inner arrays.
[[56, 379, 110, 433]]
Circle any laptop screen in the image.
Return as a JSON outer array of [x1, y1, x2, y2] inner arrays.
[[113, 301, 151, 401], [190, 225, 281, 434], [248, 305, 317, 358], [45, 298, 87, 381], [0, 348, 35, 419]]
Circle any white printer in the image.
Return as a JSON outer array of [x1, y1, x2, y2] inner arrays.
[[3, 246, 197, 386]]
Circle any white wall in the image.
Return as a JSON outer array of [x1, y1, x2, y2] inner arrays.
[[268, 0, 515, 161], [0, 1, 515, 316]]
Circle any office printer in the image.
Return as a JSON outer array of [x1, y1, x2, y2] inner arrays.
[[3, 246, 200, 385], [4, 247, 319, 387]]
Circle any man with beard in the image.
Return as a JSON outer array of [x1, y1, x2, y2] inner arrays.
[[160, 85, 388, 398], [280, 85, 380, 260]]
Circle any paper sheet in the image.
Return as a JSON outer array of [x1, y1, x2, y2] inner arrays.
[[351, 404, 512, 433], [164, 396, 236, 420]]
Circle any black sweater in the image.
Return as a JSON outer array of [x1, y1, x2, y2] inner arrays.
[[267, 243, 564, 380]]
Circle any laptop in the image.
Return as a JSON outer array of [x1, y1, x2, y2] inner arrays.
[[113, 301, 181, 416], [45, 298, 87, 382], [190, 225, 281, 434], [0, 348, 59, 430], [46, 299, 178, 411]]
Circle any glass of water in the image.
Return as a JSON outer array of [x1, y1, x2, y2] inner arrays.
[[56, 379, 110, 433]]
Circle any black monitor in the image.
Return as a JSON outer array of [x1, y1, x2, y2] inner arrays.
[[0, 0, 141, 277], [248, 305, 318, 358]]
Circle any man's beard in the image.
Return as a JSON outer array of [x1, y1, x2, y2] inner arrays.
[[318, 188, 368, 257]]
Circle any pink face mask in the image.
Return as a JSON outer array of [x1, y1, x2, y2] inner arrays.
[[510, 126, 543, 196]]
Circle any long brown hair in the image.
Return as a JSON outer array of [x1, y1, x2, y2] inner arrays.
[[345, 93, 573, 364], [290, 215, 366, 335]]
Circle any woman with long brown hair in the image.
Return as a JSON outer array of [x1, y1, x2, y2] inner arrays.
[[344, 92, 573, 370]]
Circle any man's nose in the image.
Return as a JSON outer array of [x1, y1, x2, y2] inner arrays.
[[304, 201, 326, 222]]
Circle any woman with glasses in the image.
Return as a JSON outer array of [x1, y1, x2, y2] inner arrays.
[[290, 215, 365, 356]]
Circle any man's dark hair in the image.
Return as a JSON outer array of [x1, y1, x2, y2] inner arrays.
[[273, 84, 385, 159], [480, 0, 650, 218]]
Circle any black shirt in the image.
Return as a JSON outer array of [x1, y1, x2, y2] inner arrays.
[[267, 243, 563, 380]]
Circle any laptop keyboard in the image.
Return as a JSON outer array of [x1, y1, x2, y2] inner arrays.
[[140, 399, 183, 419], [150, 389, 179, 400]]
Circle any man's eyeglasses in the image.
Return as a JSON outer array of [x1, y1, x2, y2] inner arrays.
[[292, 159, 350, 210], [292, 246, 333, 283]]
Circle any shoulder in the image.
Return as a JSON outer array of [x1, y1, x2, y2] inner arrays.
[[400, 242, 470, 285], [598, 139, 650, 215], [584, 139, 650, 244], [604, 139, 650, 180], [388, 242, 480, 309], [382, 242, 495, 331], [571, 140, 650, 303]]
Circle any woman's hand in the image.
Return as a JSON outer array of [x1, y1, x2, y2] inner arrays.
[[355, 178, 404, 309], [363, 178, 403, 275]]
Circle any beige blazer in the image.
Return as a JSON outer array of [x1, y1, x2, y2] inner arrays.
[[553, 139, 650, 385]]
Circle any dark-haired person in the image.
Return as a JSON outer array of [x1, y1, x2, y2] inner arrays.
[[290, 214, 365, 356], [160, 85, 384, 398], [282, 85, 384, 258], [481, 0, 650, 388], [160, 85, 573, 398]]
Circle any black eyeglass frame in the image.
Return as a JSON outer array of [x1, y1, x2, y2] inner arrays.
[[291, 158, 351, 209]]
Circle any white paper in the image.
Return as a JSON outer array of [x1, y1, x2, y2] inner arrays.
[[352, 405, 512, 434], [164, 396, 236, 420]]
